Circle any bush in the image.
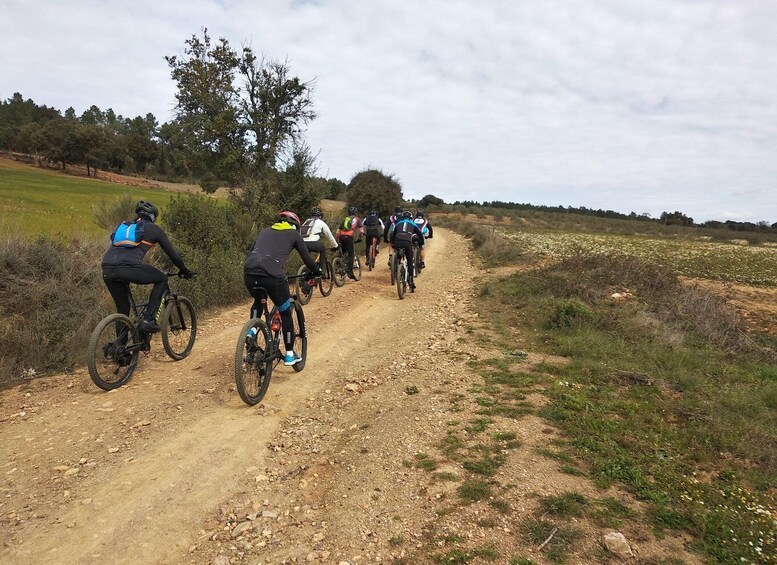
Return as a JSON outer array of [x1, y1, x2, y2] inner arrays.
[[0, 234, 107, 385], [91, 193, 137, 231]]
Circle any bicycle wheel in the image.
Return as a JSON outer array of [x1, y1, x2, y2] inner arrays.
[[353, 254, 362, 281], [291, 301, 307, 373], [87, 313, 140, 390], [295, 265, 314, 305], [333, 257, 346, 287], [397, 262, 407, 299], [234, 318, 273, 406], [368, 242, 375, 271], [319, 260, 334, 297], [389, 254, 396, 285], [161, 296, 197, 360]]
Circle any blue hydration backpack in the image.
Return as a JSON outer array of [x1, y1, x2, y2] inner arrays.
[[112, 220, 147, 248]]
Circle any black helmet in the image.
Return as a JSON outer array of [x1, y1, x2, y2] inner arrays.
[[402, 210, 413, 219], [415, 211, 425, 219], [136, 200, 158, 222], [348, 206, 357, 215], [369, 210, 377, 216], [395, 206, 402, 214], [311, 207, 323, 218]]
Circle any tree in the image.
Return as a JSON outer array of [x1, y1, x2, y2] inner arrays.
[[346, 169, 403, 216], [238, 50, 316, 171], [165, 28, 245, 184], [166, 28, 316, 186], [659, 211, 693, 226], [419, 194, 444, 209]]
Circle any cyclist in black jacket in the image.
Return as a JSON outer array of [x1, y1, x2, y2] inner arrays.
[[390, 210, 425, 292], [244, 211, 323, 366], [101, 201, 193, 334]]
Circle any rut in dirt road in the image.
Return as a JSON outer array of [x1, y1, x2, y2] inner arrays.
[[0, 229, 462, 564]]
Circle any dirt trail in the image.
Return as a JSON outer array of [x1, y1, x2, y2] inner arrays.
[[0, 229, 463, 564]]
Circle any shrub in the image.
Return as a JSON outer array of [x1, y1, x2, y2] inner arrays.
[[0, 234, 107, 385]]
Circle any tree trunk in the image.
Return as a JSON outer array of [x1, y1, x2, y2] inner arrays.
[[86, 163, 91, 177]]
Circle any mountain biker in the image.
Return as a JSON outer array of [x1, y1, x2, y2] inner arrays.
[[301, 206, 338, 270], [101, 200, 193, 334], [244, 211, 323, 366], [383, 206, 404, 268], [336, 206, 361, 279], [361, 210, 384, 262], [390, 210, 425, 292], [413, 211, 433, 270]]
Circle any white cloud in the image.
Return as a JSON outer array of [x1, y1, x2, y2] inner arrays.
[[1, 0, 776, 221]]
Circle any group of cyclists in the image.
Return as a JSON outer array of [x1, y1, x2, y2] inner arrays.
[[101, 200, 432, 369]]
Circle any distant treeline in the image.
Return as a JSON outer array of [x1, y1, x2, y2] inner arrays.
[[413, 195, 775, 234], [0, 92, 347, 200]]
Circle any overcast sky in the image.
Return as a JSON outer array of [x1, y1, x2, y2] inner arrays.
[[2, 0, 776, 222]]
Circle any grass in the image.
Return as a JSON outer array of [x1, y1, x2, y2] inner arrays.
[[470, 252, 777, 564], [0, 159, 176, 237]]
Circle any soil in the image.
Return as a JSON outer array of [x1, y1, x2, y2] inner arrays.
[[1, 229, 706, 564]]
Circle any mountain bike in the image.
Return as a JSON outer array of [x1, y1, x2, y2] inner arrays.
[[332, 245, 362, 287], [294, 252, 334, 305], [395, 247, 409, 300], [234, 273, 310, 406], [87, 272, 197, 391]]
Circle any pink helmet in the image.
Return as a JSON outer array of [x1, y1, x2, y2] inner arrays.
[[278, 210, 301, 229]]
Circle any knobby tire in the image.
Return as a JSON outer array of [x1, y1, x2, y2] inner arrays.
[[234, 318, 273, 406], [87, 313, 139, 390], [161, 296, 197, 360]]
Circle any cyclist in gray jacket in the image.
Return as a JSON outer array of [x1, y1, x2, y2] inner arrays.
[[244, 211, 322, 365]]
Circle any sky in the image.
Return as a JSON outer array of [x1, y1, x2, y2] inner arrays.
[[1, 0, 776, 223]]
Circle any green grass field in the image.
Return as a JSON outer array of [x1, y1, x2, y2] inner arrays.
[[0, 159, 176, 237]]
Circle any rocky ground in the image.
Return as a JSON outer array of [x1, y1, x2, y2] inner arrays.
[[1, 229, 708, 564]]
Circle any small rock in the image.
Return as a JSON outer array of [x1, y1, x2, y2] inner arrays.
[[603, 531, 633, 558], [231, 521, 254, 538], [261, 510, 278, 519], [107, 447, 120, 454], [64, 468, 79, 476], [81, 498, 92, 505], [313, 532, 324, 542], [213, 556, 230, 565], [345, 384, 359, 392]]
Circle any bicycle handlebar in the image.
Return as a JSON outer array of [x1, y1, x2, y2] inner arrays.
[[167, 271, 197, 279]]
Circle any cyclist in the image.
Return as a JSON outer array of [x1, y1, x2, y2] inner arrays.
[[361, 210, 384, 263], [101, 200, 193, 334], [413, 211, 433, 269], [336, 206, 361, 279], [301, 206, 338, 270], [244, 211, 323, 366], [383, 206, 404, 268], [390, 210, 425, 292]]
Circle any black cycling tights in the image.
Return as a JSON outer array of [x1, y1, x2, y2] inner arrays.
[[244, 273, 295, 351], [103, 265, 167, 322]]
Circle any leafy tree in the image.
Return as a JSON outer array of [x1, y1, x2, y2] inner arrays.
[[326, 178, 346, 200], [165, 29, 245, 184], [660, 210, 694, 226], [166, 28, 316, 187], [346, 169, 403, 216], [419, 194, 444, 209], [276, 144, 327, 215]]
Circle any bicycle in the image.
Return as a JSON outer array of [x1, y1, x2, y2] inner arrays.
[[294, 252, 334, 305], [87, 272, 197, 390], [395, 247, 409, 299], [234, 273, 310, 406], [332, 245, 362, 287]]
